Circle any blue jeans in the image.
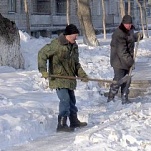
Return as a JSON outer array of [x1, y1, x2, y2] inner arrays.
[[56, 88, 78, 117]]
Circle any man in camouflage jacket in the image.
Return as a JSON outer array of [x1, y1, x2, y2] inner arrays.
[[108, 15, 143, 104], [38, 24, 88, 132]]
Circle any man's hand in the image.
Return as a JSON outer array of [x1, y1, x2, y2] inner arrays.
[[81, 76, 89, 82], [138, 32, 143, 40], [132, 63, 135, 70], [135, 32, 143, 40], [41, 72, 49, 79]]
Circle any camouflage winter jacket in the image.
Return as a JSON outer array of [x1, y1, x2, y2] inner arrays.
[[38, 33, 87, 90]]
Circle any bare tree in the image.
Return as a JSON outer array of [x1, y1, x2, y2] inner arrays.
[[143, 0, 149, 38], [77, 0, 99, 46], [119, 0, 125, 18], [24, 0, 31, 35], [101, 0, 106, 39], [0, 14, 24, 69], [136, 0, 145, 37], [67, 0, 70, 25], [128, 0, 131, 15]]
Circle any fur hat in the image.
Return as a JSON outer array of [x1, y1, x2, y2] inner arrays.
[[122, 15, 132, 24], [64, 24, 79, 35]]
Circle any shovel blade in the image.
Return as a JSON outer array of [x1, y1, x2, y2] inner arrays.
[[117, 74, 131, 85]]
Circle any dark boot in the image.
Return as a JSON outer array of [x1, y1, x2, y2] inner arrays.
[[56, 116, 74, 132], [121, 93, 131, 104], [69, 113, 87, 128], [107, 83, 119, 102], [107, 91, 115, 102]]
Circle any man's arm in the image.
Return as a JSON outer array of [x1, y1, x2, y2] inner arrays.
[[38, 44, 51, 73], [38, 41, 56, 73], [116, 35, 134, 68]]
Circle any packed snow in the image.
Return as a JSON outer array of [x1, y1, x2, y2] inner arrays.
[[0, 31, 151, 151]]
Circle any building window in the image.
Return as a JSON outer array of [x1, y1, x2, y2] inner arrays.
[[20, 0, 24, 13], [36, 0, 51, 14], [56, 0, 66, 15], [8, 0, 16, 13], [97, 1, 101, 15], [125, 1, 134, 16]]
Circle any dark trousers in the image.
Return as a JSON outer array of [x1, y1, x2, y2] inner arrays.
[[56, 88, 78, 117], [109, 68, 130, 97]]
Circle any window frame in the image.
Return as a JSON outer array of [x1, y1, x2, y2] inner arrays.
[[8, 0, 16, 13], [56, 0, 66, 16]]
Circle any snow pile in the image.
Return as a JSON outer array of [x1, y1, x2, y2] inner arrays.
[[0, 31, 151, 151]]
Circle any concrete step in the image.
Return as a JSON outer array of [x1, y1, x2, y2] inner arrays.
[[100, 79, 151, 98], [131, 80, 151, 88], [100, 61, 151, 98]]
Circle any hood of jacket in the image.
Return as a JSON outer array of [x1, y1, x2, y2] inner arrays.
[[58, 33, 69, 45]]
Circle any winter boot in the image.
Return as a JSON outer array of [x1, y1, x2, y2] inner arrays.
[[107, 83, 119, 102], [56, 116, 74, 132], [107, 91, 115, 102], [69, 113, 87, 128], [121, 93, 131, 104]]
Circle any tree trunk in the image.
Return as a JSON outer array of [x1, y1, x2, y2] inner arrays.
[[67, 0, 70, 25], [143, 0, 149, 38], [136, 0, 145, 37], [128, 0, 130, 15], [24, 0, 31, 35], [101, 0, 106, 39], [119, 0, 125, 18], [0, 14, 24, 69], [77, 0, 99, 46]]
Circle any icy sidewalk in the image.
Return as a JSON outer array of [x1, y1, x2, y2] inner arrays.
[[6, 98, 151, 151]]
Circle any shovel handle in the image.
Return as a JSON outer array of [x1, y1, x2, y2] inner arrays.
[[49, 74, 129, 85]]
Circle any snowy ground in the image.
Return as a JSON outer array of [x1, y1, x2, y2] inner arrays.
[[0, 31, 151, 151]]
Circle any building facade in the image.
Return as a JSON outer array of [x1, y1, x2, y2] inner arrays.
[[0, 0, 150, 37]]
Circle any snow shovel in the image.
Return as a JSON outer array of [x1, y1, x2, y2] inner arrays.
[[122, 33, 141, 96], [49, 74, 130, 85]]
